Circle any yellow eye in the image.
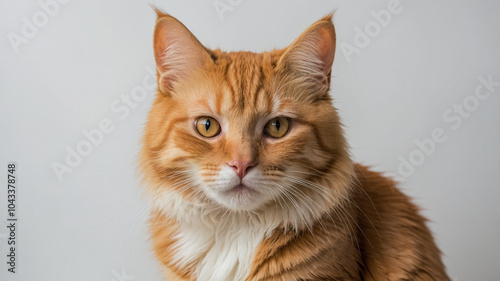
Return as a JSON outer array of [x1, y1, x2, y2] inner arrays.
[[195, 117, 221, 138], [264, 117, 290, 138]]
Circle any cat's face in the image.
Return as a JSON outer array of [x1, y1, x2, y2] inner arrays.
[[142, 13, 353, 213]]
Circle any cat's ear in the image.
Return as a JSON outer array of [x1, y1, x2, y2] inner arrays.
[[277, 14, 336, 94], [153, 12, 212, 94]]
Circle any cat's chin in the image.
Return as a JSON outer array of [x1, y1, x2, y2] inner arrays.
[[208, 183, 268, 211]]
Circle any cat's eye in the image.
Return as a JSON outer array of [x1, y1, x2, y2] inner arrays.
[[264, 117, 290, 138], [195, 116, 221, 138]]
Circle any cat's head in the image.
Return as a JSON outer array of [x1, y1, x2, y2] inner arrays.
[[141, 11, 354, 218]]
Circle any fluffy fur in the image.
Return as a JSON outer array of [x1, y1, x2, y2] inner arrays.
[[140, 10, 450, 281]]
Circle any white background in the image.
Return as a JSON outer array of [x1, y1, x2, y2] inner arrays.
[[1, 0, 499, 280]]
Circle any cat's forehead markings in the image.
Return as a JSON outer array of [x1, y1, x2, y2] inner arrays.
[[272, 99, 299, 119], [192, 99, 212, 113], [208, 98, 216, 113], [272, 97, 281, 112], [219, 82, 234, 114]]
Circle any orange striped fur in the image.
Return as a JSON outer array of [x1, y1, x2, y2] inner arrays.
[[140, 10, 450, 281]]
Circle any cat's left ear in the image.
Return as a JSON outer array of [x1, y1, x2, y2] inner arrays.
[[277, 14, 336, 93]]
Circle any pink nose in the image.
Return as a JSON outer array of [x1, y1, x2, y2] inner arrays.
[[227, 160, 256, 179]]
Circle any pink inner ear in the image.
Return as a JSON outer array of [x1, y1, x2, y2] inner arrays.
[[278, 19, 337, 80], [314, 25, 336, 73], [153, 16, 210, 92]]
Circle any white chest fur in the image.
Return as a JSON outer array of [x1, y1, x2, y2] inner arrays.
[[152, 187, 321, 281], [172, 217, 269, 281]]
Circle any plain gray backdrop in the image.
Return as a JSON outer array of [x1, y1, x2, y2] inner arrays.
[[1, 0, 499, 280]]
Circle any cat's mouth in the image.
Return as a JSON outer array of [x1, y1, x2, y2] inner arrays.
[[225, 184, 256, 196], [209, 181, 267, 211]]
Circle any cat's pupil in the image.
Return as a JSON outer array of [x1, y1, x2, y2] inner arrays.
[[276, 120, 280, 131], [205, 119, 211, 131]]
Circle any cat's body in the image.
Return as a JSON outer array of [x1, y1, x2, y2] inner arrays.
[[141, 10, 450, 281]]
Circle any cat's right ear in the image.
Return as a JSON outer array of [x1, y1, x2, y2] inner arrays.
[[153, 13, 212, 94]]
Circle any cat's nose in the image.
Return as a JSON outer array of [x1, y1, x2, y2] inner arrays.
[[227, 160, 256, 179]]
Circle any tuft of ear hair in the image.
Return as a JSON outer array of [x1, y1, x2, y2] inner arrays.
[[150, 5, 168, 19]]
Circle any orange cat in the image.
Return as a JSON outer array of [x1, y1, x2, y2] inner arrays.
[[140, 10, 450, 281]]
